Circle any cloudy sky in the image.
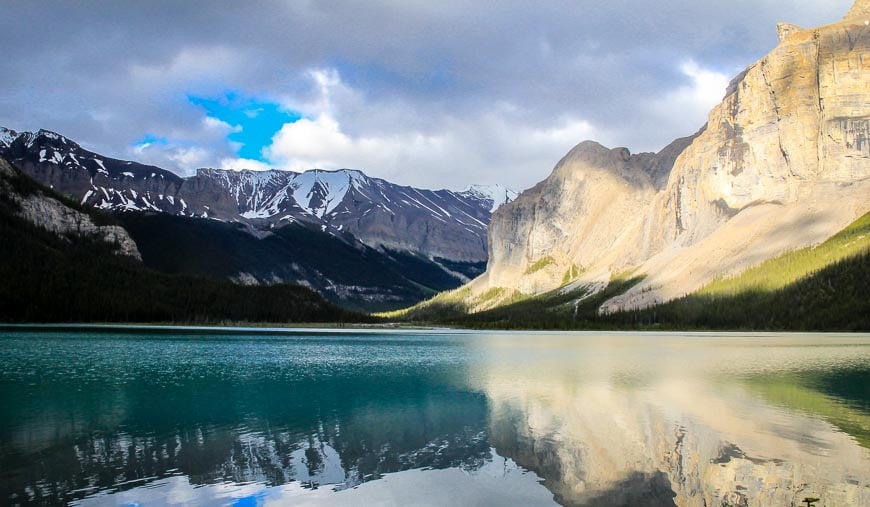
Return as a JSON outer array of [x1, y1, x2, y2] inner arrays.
[[0, 1, 852, 191]]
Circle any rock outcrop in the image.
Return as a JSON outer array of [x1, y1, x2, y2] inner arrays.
[[0, 158, 141, 260], [472, 1, 870, 311]]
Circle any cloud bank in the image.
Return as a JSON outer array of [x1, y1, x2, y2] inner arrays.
[[0, 0, 851, 190]]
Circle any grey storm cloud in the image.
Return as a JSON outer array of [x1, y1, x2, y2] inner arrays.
[[0, 0, 853, 190]]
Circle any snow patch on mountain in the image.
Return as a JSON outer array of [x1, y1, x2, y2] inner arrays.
[[0, 127, 17, 147], [290, 169, 365, 218]]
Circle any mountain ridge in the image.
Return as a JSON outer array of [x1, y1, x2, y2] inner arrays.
[[0, 126, 516, 263]]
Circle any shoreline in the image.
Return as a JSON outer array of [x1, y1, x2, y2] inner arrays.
[[1, 322, 869, 337]]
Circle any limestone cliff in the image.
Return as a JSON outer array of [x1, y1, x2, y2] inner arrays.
[[474, 1, 870, 311], [0, 158, 141, 260]]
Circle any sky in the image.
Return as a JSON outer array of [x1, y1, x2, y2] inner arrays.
[[0, 1, 853, 191]]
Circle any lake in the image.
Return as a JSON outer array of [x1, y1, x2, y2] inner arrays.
[[0, 328, 868, 506]]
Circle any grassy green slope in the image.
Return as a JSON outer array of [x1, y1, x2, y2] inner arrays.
[[702, 212, 870, 296], [392, 212, 870, 331], [619, 211, 870, 330]]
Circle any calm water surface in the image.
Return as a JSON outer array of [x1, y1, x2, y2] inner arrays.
[[0, 328, 868, 506]]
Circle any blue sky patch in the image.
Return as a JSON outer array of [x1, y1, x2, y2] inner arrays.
[[133, 134, 169, 148], [188, 92, 301, 161]]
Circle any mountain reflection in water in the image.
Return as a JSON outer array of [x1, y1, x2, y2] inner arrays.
[[0, 330, 867, 506]]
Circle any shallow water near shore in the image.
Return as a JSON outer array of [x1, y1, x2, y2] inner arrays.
[[1, 328, 868, 506]]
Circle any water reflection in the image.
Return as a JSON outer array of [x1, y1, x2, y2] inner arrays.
[[0, 332, 497, 505], [0, 330, 868, 506], [469, 333, 870, 506]]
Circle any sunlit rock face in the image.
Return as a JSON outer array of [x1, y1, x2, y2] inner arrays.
[[483, 137, 694, 294], [468, 334, 870, 506], [478, 1, 870, 310]]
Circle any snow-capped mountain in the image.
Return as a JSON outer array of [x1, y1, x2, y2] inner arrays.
[[0, 126, 516, 263]]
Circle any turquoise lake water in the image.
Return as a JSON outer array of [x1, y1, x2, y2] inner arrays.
[[0, 328, 868, 506]]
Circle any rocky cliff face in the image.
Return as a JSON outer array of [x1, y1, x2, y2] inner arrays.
[[476, 1, 870, 311], [0, 129, 514, 263], [0, 158, 141, 260]]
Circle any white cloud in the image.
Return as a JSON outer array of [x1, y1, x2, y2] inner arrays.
[[129, 142, 214, 174], [132, 141, 153, 154], [2, 1, 853, 190], [218, 157, 276, 172], [261, 111, 603, 190], [278, 67, 362, 121], [203, 116, 242, 133], [168, 146, 211, 168], [646, 60, 731, 136], [127, 46, 246, 88], [267, 114, 351, 165], [253, 68, 609, 190]]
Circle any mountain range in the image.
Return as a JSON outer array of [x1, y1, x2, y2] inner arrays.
[[0, 127, 516, 311], [3, 1, 867, 328], [401, 1, 870, 329]]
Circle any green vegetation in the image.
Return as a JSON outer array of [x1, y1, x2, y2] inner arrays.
[[452, 276, 643, 329], [391, 213, 870, 331], [382, 284, 530, 322], [561, 264, 582, 285], [395, 272, 644, 329], [701, 212, 870, 295], [608, 212, 870, 330], [524, 255, 555, 275], [380, 286, 473, 321], [611, 251, 869, 330], [0, 165, 369, 324], [473, 287, 522, 306]]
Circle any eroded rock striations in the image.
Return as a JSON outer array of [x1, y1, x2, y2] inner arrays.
[[0, 158, 141, 259], [473, 1, 870, 312]]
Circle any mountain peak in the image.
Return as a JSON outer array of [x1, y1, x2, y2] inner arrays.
[[846, 0, 870, 19], [1, 126, 79, 150], [0, 126, 17, 147]]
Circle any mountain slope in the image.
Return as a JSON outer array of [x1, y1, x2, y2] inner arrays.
[[0, 127, 514, 310], [116, 213, 485, 312], [0, 157, 362, 323], [0, 128, 514, 263], [394, 211, 869, 330], [457, 2, 869, 315]]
